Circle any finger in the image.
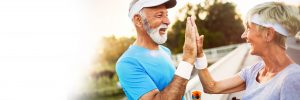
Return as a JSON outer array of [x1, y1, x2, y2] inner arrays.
[[190, 16, 194, 27], [191, 16, 196, 27], [191, 17, 197, 43], [188, 17, 194, 40], [191, 16, 199, 37], [196, 35, 201, 48], [185, 17, 193, 44], [185, 17, 191, 38], [191, 25, 197, 43], [199, 35, 204, 48], [201, 35, 204, 45]]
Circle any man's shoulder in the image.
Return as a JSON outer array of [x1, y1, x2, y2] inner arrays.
[[159, 45, 171, 54]]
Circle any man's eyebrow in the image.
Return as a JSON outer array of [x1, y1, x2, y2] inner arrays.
[[155, 11, 168, 15]]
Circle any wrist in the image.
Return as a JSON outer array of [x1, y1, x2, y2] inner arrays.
[[197, 50, 203, 57], [182, 58, 195, 64], [194, 53, 208, 69], [175, 61, 194, 80]]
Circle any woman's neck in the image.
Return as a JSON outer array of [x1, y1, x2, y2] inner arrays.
[[260, 45, 293, 74]]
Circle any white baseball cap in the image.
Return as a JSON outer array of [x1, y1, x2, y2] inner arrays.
[[128, 0, 176, 19]]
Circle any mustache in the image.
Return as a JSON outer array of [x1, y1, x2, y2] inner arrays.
[[159, 24, 168, 29]]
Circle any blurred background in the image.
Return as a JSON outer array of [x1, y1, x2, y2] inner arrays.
[[0, 0, 299, 100]]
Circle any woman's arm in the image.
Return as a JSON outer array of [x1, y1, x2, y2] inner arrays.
[[198, 69, 245, 94], [193, 17, 245, 94]]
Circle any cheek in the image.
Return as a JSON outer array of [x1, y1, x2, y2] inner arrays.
[[149, 19, 163, 28]]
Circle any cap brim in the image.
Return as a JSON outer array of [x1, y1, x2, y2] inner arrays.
[[165, 0, 176, 9], [143, 0, 176, 9]]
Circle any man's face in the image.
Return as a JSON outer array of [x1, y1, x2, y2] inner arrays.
[[140, 5, 170, 44]]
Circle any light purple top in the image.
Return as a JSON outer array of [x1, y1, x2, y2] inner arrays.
[[239, 61, 300, 100]]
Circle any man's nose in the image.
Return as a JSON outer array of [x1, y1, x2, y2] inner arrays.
[[162, 17, 170, 26]]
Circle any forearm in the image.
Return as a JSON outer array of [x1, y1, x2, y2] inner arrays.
[[153, 75, 188, 100], [220, 83, 245, 94], [198, 68, 219, 94]]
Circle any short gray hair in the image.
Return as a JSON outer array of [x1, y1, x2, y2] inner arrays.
[[245, 2, 300, 47]]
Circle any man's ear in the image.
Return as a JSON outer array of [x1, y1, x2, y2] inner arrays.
[[133, 14, 143, 28], [266, 28, 276, 42]]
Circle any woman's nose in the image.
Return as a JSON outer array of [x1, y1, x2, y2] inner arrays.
[[241, 31, 247, 39]]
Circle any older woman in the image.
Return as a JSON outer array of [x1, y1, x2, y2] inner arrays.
[[194, 2, 300, 100]]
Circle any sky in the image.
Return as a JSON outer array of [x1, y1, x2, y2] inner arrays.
[[0, 0, 299, 100], [96, 0, 300, 37]]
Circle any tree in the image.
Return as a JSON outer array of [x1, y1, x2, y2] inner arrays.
[[165, 0, 245, 54], [204, 2, 244, 44], [97, 36, 135, 71]]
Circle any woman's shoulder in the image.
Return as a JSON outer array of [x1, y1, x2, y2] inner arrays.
[[282, 64, 300, 78], [243, 61, 265, 72], [279, 64, 300, 99], [278, 64, 300, 84]]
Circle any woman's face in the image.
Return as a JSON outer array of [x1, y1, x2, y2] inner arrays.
[[241, 23, 267, 56]]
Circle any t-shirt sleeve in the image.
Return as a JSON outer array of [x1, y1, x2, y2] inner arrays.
[[160, 45, 172, 55], [238, 66, 251, 82], [280, 72, 300, 100], [116, 57, 157, 100], [238, 62, 262, 82]]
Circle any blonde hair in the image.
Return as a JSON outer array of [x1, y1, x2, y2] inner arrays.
[[244, 2, 300, 48]]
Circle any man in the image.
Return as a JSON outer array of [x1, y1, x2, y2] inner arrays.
[[116, 0, 203, 100]]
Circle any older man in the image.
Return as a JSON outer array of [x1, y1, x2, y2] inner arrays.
[[116, 0, 201, 100]]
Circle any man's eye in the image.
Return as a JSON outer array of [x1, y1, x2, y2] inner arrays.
[[156, 15, 162, 18]]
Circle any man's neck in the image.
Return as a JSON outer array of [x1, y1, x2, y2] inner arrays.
[[134, 31, 159, 50]]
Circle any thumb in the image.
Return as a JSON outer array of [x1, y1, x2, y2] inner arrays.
[[200, 35, 204, 44]]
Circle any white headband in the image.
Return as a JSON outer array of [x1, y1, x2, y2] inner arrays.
[[251, 14, 289, 36], [128, 0, 169, 19]]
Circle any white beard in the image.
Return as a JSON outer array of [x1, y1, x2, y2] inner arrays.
[[146, 24, 168, 44], [142, 17, 168, 44]]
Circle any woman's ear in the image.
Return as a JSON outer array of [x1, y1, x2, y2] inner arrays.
[[266, 28, 276, 42]]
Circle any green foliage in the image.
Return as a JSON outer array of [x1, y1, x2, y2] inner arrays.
[[204, 2, 245, 44], [85, 36, 135, 99], [98, 36, 135, 69], [85, 74, 125, 100], [165, 1, 245, 54]]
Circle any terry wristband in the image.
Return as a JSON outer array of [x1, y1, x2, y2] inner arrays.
[[195, 54, 208, 69], [175, 61, 193, 80]]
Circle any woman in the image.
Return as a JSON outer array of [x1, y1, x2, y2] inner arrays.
[[195, 2, 300, 100]]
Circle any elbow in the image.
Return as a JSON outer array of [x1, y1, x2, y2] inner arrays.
[[203, 88, 220, 94], [202, 82, 221, 94]]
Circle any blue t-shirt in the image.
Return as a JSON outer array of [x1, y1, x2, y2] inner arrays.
[[239, 61, 300, 100], [116, 45, 176, 100]]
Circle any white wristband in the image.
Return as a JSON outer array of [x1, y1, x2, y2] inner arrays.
[[175, 61, 194, 80], [195, 54, 208, 69]]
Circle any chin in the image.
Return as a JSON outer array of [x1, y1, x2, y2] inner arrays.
[[249, 48, 262, 56], [249, 48, 257, 55]]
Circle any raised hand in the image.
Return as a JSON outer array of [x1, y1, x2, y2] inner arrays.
[[190, 17, 204, 57], [182, 17, 197, 64]]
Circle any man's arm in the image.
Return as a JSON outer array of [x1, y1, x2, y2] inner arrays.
[[140, 75, 188, 100], [140, 17, 197, 100]]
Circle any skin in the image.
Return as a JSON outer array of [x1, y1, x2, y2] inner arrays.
[[132, 5, 197, 100], [195, 22, 294, 94]]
